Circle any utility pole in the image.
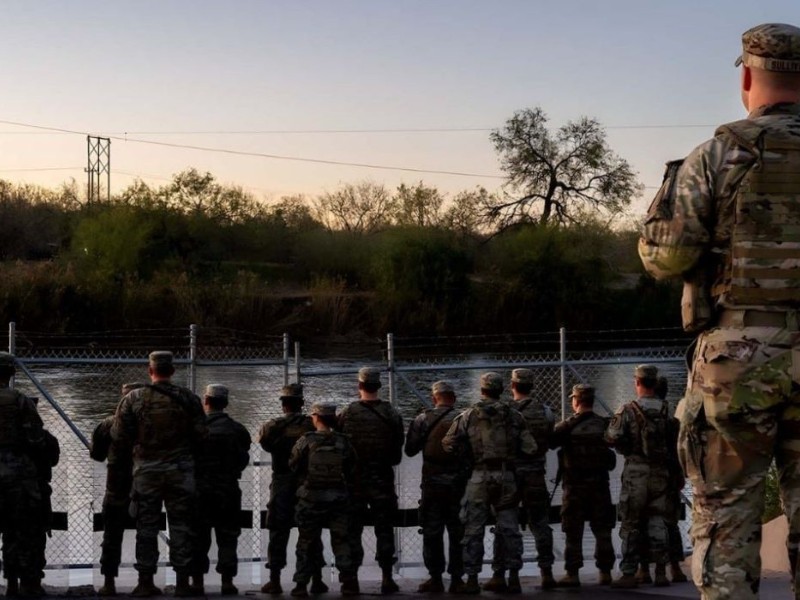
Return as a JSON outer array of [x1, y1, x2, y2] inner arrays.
[[86, 136, 111, 204]]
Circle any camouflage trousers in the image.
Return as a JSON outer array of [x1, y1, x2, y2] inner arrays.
[[100, 500, 131, 577], [293, 498, 353, 584], [560, 478, 616, 573], [265, 474, 299, 571], [419, 481, 465, 578], [678, 324, 800, 600], [0, 451, 44, 581], [350, 474, 398, 569], [617, 461, 670, 575], [461, 469, 522, 575], [638, 485, 686, 565], [131, 461, 197, 576], [515, 469, 554, 569], [196, 487, 242, 577]]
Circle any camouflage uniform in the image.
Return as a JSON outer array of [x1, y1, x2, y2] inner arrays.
[[404, 382, 469, 582], [605, 370, 673, 578], [111, 353, 207, 578], [91, 415, 133, 580], [0, 352, 47, 590], [257, 390, 316, 574], [638, 24, 800, 600], [337, 369, 404, 574], [289, 403, 357, 586], [195, 386, 251, 580], [549, 387, 616, 577], [510, 370, 555, 573], [442, 373, 537, 577], [32, 428, 59, 581]]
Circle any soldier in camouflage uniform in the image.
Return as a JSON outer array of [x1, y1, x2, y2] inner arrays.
[[549, 384, 616, 588], [257, 384, 320, 595], [442, 372, 537, 595], [638, 23, 800, 600], [0, 352, 48, 598], [289, 402, 358, 597], [32, 426, 59, 592], [90, 382, 143, 596], [404, 380, 469, 594], [338, 367, 404, 595], [111, 351, 207, 597], [605, 365, 673, 589], [193, 385, 251, 596]]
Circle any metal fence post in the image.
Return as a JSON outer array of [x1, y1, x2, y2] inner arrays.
[[386, 333, 402, 573], [189, 324, 197, 394], [387, 333, 396, 408], [294, 341, 301, 384], [283, 333, 290, 385], [8, 322, 15, 389], [560, 327, 567, 420]]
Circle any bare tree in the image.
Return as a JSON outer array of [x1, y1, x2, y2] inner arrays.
[[314, 181, 397, 233], [441, 187, 495, 235], [393, 182, 444, 227], [489, 107, 642, 227]]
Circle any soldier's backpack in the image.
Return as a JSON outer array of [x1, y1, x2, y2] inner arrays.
[[471, 402, 512, 463], [630, 401, 670, 464], [306, 433, 346, 489]]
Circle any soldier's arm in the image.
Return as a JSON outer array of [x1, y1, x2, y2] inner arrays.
[[441, 412, 467, 454], [257, 420, 277, 452], [20, 395, 45, 446], [110, 394, 136, 449], [235, 423, 252, 473], [188, 394, 208, 448], [404, 413, 426, 457], [549, 420, 569, 450], [604, 407, 629, 452], [288, 435, 309, 474]]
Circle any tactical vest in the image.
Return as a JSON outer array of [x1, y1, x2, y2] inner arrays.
[[421, 407, 460, 478], [305, 432, 347, 489], [0, 388, 26, 447], [269, 413, 314, 474], [517, 398, 552, 459], [561, 412, 615, 473], [198, 414, 248, 483], [629, 401, 670, 465], [468, 402, 513, 466], [340, 401, 402, 466], [135, 386, 192, 458], [714, 116, 800, 306]]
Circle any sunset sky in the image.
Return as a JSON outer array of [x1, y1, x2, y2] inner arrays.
[[1, 0, 797, 215]]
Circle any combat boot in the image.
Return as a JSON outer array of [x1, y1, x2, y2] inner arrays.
[[482, 570, 507, 592], [598, 570, 613, 586], [670, 561, 688, 583], [380, 566, 399, 594], [190, 574, 205, 596], [449, 577, 467, 594], [261, 569, 282, 595], [635, 564, 652, 584], [539, 566, 556, 590], [506, 570, 521, 594], [417, 575, 444, 593], [463, 575, 481, 595], [340, 575, 360, 596], [6, 577, 19, 598], [174, 573, 197, 597], [309, 573, 328, 594], [653, 564, 670, 587], [610, 574, 638, 589], [290, 583, 308, 597], [557, 570, 580, 588], [131, 574, 162, 598], [220, 575, 238, 596], [98, 575, 117, 596]]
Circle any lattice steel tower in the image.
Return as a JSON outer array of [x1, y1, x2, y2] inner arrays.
[[86, 136, 111, 203]]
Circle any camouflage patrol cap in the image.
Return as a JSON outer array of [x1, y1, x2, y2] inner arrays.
[[204, 384, 229, 399], [310, 401, 337, 417], [511, 368, 534, 385], [280, 383, 304, 401], [480, 372, 503, 393], [121, 382, 145, 396], [0, 352, 15, 368], [358, 367, 382, 386], [735, 23, 800, 72], [431, 380, 454, 395], [148, 351, 173, 367], [635, 364, 659, 379], [571, 384, 595, 400]]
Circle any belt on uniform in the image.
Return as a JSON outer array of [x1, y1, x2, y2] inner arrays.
[[717, 309, 799, 329]]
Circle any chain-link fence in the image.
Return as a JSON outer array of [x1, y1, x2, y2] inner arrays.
[[6, 323, 691, 586]]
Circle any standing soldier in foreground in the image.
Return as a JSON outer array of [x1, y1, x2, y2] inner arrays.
[[549, 384, 616, 587], [338, 367, 405, 595], [112, 351, 207, 597], [442, 372, 537, 595], [193, 385, 251, 596], [0, 352, 47, 598], [638, 23, 800, 600], [404, 381, 469, 594], [605, 365, 672, 589], [289, 402, 358, 597], [507, 368, 555, 590], [90, 383, 143, 596], [257, 384, 319, 595]]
